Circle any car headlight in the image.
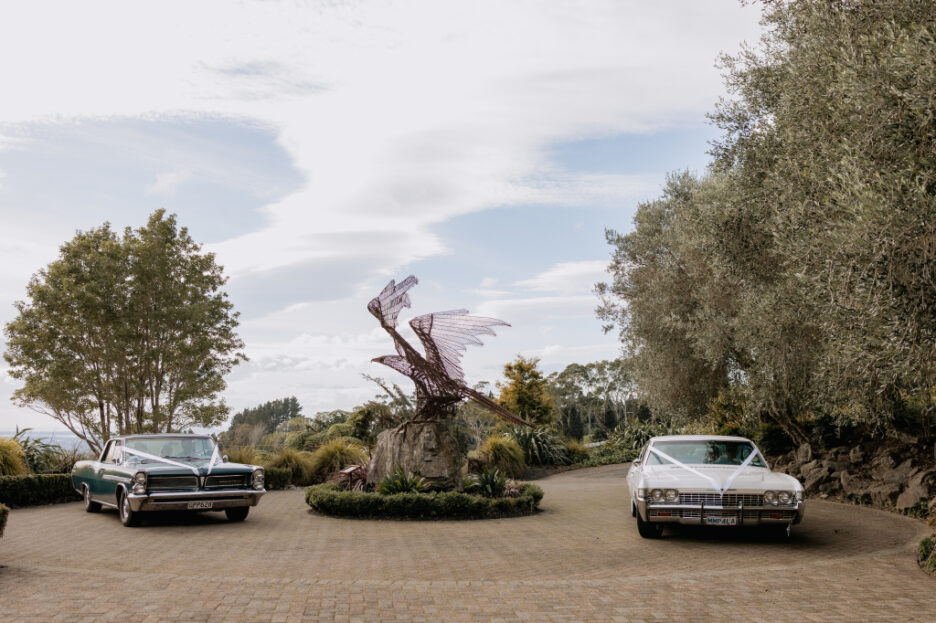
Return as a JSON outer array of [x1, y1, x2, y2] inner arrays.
[[778, 491, 792, 505], [132, 471, 147, 495], [664, 489, 679, 502], [251, 468, 264, 490], [764, 490, 778, 505], [650, 489, 664, 503]]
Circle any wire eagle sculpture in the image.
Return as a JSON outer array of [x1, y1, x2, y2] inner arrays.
[[368, 275, 533, 427]]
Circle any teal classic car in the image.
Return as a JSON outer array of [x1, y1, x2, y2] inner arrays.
[[72, 434, 265, 527]]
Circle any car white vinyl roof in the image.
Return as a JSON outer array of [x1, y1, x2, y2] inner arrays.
[[648, 435, 755, 444]]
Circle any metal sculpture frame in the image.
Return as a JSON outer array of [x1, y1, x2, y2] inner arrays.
[[368, 275, 532, 427]]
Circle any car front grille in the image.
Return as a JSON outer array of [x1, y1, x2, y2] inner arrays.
[[205, 475, 248, 489], [148, 475, 198, 490], [678, 493, 764, 507]]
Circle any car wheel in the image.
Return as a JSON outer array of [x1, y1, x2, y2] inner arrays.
[[225, 507, 249, 522], [118, 490, 140, 527], [83, 485, 102, 513], [636, 510, 663, 539], [631, 500, 637, 518]]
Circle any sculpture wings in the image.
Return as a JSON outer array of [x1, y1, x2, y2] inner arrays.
[[368, 275, 532, 427], [410, 310, 508, 381]]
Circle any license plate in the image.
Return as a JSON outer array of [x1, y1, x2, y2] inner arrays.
[[187, 501, 213, 510], [704, 516, 737, 526]]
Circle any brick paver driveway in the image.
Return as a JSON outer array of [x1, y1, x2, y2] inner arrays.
[[1, 464, 933, 622]]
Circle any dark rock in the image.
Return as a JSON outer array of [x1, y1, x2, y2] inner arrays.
[[877, 459, 915, 485], [870, 454, 896, 481], [840, 471, 870, 496], [868, 482, 901, 507], [849, 446, 864, 464], [796, 443, 813, 464], [367, 421, 463, 490], [896, 470, 934, 510]]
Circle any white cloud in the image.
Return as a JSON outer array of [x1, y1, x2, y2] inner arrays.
[[0, 0, 762, 425], [515, 260, 609, 295], [145, 169, 193, 196]]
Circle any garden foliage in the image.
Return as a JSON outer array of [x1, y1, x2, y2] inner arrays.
[[305, 481, 544, 519], [0, 438, 28, 476], [376, 466, 427, 495], [0, 474, 80, 508], [477, 435, 525, 478]]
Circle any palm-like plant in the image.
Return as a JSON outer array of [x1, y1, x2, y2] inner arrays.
[[377, 466, 427, 495], [506, 427, 569, 466]]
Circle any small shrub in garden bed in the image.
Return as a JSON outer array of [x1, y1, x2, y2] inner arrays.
[[0, 503, 8, 539], [0, 474, 80, 508], [264, 467, 292, 490], [477, 435, 525, 478], [919, 537, 936, 575], [376, 466, 427, 495], [305, 481, 544, 519]]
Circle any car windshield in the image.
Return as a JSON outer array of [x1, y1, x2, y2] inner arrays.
[[647, 440, 766, 467], [125, 437, 217, 461]]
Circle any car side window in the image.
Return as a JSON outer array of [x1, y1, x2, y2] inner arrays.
[[100, 440, 114, 463], [638, 443, 649, 465], [111, 441, 123, 464]]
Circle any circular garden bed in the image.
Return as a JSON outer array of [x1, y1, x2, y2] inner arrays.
[[305, 482, 544, 519]]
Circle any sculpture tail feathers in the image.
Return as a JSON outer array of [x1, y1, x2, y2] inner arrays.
[[462, 387, 534, 428]]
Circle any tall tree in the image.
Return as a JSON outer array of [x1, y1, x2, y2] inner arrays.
[[4, 211, 245, 452], [497, 356, 556, 426]]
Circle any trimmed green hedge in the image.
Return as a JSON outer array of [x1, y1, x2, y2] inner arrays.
[[0, 474, 81, 508], [305, 482, 544, 519], [0, 503, 8, 539], [264, 467, 291, 490]]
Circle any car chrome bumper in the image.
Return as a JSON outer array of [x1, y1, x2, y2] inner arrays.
[[636, 499, 804, 525], [127, 488, 266, 512]]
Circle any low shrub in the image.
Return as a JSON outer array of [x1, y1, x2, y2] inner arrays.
[[463, 469, 506, 498], [305, 482, 544, 519], [563, 439, 589, 464], [0, 474, 81, 508], [263, 448, 316, 485], [224, 446, 259, 465], [377, 466, 427, 495], [918, 537, 935, 575], [506, 428, 569, 466], [0, 438, 28, 476], [308, 438, 367, 480], [264, 467, 292, 490], [478, 435, 525, 478], [0, 503, 8, 539]]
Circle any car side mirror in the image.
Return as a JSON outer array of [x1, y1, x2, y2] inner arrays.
[[222, 455, 228, 463], [632, 458, 641, 467]]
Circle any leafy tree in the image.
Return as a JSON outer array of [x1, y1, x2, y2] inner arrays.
[[4, 211, 245, 453], [219, 396, 303, 448], [598, 0, 936, 443], [497, 356, 555, 426]]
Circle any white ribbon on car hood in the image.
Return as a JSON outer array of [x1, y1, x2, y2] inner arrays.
[[123, 447, 207, 477], [647, 445, 762, 495]]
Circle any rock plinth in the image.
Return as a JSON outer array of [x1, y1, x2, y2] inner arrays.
[[367, 420, 463, 490]]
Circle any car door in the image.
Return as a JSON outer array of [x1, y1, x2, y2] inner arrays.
[[99, 440, 125, 505], [628, 443, 652, 498]]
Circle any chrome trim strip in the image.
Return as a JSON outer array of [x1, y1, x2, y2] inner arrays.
[[102, 474, 132, 484]]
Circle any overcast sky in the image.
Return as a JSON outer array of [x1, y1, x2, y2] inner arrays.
[[0, 1, 762, 431]]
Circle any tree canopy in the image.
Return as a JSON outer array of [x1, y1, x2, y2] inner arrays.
[[496, 356, 556, 426], [4, 210, 245, 452], [598, 0, 936, 444]]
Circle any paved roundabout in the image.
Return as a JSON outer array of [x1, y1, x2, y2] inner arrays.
[[1, 464, 933, 622]]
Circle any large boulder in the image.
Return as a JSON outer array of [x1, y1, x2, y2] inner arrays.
[[367, 420, 463, 490], [896, 471, 933, 511], [796, 443, 813, 464]]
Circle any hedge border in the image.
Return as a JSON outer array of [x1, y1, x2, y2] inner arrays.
[[0, 503, 8, 539], [305, 482, 544, 520], [0, 474, 81, 508]]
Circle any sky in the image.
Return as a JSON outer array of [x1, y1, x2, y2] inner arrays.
[[0, 1, 763, 431]]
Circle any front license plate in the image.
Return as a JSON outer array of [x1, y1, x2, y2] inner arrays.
[[704, 516, 737, 526], [187, 501, 213, 510]]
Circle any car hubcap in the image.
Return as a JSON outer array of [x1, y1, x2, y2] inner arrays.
[[121, 496, 128, 519], [84, 488, 90, 507]]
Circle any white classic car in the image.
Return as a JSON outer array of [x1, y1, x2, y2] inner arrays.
[[626, 435, 805, 539]]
